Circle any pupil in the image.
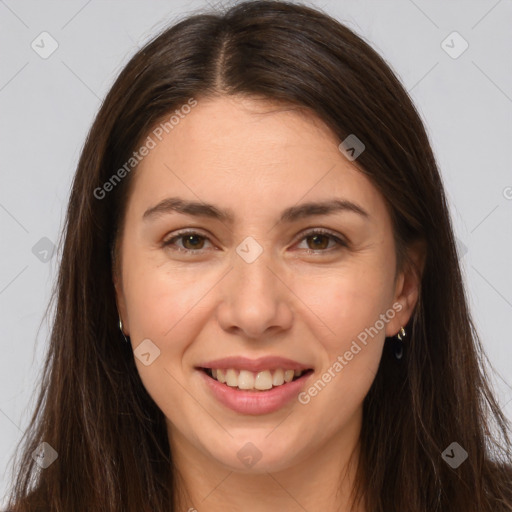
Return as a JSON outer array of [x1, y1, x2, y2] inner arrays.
[[184, 235, 203, 249], [309, 234, 328, 250]]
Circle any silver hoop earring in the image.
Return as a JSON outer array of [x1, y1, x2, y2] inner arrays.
[[119, 317, 130, 344], [393, 326, 406, 360]]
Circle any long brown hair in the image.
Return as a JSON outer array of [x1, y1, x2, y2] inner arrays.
[[4, 1, 512, 511]]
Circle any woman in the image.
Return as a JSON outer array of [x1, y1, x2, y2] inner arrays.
[[4, 1, 512, 511]]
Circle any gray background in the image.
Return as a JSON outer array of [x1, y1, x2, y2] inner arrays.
[[1, 0, 511, 505]]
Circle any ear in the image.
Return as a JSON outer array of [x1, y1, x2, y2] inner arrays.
[[385, 238, 426, 337]]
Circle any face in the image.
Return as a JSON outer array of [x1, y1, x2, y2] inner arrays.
[[114, 95, 421, 475]]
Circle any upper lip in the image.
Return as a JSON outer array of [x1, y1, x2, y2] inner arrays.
[[197, 356, 313, 372]]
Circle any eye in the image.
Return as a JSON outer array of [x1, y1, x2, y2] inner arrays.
[[161, 228, 347, 255], [295, 228, 347, 253], [162, 230, 213, 253]]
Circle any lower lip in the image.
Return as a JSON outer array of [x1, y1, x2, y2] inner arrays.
[[198, 369, 313, 415]]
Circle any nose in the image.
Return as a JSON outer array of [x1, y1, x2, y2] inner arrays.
[[216, 245, 293, 339]]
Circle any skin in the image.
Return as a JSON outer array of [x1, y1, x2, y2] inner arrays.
[[114, 95, 425, 511]]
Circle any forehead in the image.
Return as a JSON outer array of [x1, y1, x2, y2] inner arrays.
[[144, 95, 340, 171], [127, 95, 387, 222]]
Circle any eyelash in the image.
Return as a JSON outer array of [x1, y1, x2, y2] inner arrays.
[[161, 228, 348, 255]]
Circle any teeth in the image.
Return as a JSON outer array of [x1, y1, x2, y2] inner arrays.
[[238, 370, 255, 389], [207, 367, 307, 390], [225, 369, 238, 387], [216, 369, 226, 384], [272, 368, 284, 386], [254, 370, 273, 390]]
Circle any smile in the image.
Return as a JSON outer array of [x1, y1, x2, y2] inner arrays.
[[197, 366, 314, 415], [201, 367, 311, 391]]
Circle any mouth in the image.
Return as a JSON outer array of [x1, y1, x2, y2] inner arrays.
[[197, 367, 314, 392], [196, 362, 315, 415]]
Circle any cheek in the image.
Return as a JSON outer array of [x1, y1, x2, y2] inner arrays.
[[122, 263, 207, 414], [292, 260, 394, 413], [122, 251, 215, 341], [296, 270, 390, 417], [296, 258, 394, 348]]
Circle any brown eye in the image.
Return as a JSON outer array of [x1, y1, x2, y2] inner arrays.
[[296, 229, 347, 253], [180, 234, 206, 250], [162, 231, 211, 252], [305, 233, 330, 250]]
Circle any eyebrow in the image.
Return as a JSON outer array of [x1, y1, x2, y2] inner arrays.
[[142, 197, 369, 224]]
